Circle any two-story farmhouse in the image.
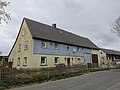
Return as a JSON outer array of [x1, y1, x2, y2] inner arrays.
[[9, 18, 100, 69]]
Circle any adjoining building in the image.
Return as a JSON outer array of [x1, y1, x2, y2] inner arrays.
[[0, 53, 8, 67], [8, 18, 100, 69], [100, 48, 120, 67]]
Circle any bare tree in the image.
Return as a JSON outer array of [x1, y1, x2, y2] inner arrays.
[[112, 16, 120, 35], [0, 0, 10, 25]]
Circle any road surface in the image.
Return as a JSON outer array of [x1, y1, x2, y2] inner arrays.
[[9, 69, 120, 90]]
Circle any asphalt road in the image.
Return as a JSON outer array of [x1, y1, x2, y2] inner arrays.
[[10, 69, 120, 90]]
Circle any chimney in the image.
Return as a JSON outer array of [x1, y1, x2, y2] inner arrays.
[[52, 23, 56, 28]]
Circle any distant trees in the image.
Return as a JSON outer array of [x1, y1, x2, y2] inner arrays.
[[112, 16, 120, 36], [0, 0, 10, 25]]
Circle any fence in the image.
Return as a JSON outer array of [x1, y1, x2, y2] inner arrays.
[[0, 64, 120, 83], [0, 72, 12, 81]]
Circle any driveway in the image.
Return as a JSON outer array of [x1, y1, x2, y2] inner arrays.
[[9, 69, 120, 90]]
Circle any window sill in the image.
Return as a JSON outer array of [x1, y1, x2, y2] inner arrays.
[[24, 49, 28, 51], [40, 64, 47, 66], [54, 63, 59, 65], [23, 65, 27, 66], [41, 47, 47, 49], [54, 48, 59, 50]]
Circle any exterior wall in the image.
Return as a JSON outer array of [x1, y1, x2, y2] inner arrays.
[[99, 50, 108, 65], [91, 49, 100, 66], [9, 20, 34, 69], [34, 39, 84, 56], [99, 50, 116, 67], [31, 54, 84, 68], [83, 48, 91, 64]]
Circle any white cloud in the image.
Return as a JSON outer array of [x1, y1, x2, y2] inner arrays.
[[0, 0, 120, 53]]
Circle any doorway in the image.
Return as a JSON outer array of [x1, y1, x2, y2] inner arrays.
[[67, 58, 70, 66]]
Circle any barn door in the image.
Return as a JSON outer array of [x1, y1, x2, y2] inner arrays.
[[92, 54, 98, 64]]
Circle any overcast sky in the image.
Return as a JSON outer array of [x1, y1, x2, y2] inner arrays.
[[0, 0, 120, 54]]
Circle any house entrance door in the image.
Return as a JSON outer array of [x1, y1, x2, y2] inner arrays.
[[67, 58, 70, 66]]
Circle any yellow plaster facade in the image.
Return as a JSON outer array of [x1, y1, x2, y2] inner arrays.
[[9, 20, 34, 68]]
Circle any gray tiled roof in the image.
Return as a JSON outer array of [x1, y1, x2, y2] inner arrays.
[[25, 18, 99, 49], [101, 48, 120, 55]]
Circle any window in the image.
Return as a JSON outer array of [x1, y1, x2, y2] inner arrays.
[[18, 44, 21, 52], [23, 57, 27, 66], [12, 58, 14, 65], [22, 29, 25, 36], [41, 57, 47, 65], [41, 41, 47, 48], [54, 43, 59, 49], [77, 47, 81, 51], [17, 58, 20, 66], [24, 41, 29, 50], [102, 57, 104, 59], [67, 46, 70, 51], [54, 57, 59, 64], [78, 58, 80, 60], [101, 52, 102, 54]]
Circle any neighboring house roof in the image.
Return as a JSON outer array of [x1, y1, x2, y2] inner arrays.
[[101, 48, 120, 55], [25, 18, 99, 49]]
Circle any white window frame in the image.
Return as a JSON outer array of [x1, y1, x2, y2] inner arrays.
[[18, 44, 21, 52], [23, 57, 27, 66], [24, 41, 29, 50], [41, 41, 47, 48], [54, 57, 59, 64], [41, 57, 47, 65], [54, 43, 59, 49], [17, 58, 20, 66]]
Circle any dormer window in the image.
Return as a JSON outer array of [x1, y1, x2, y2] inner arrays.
[[54, 43, 59, 49], [41, 41, 47, 48]]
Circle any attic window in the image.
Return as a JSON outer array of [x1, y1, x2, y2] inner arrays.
[[22, 29, 25, 36]]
